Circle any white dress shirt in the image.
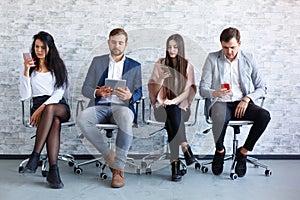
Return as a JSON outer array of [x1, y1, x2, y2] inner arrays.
[[107, 54, 125, 104], [222, 53, 243, 102]]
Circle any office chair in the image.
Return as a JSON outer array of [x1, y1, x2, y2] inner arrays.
[[202, 97, 272, 180], [73, 99, 141, 179], [18, 98, 76, 177], [141, 96, 207, 175]]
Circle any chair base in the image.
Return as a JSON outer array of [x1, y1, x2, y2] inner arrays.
[[18, 154, 76, 177], [140, 152, 208, 175], [73, 155, 141, 178], [202, 153, 272, 179]]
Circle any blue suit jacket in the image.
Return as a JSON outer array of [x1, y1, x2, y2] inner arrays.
[[81, 54, 142, 122], [199, 50, 267, 116]]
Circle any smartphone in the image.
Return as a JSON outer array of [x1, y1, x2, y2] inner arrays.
[[160, 64, 170, 72], [23, 52, 32, 60], [221, 83, 230, 90]]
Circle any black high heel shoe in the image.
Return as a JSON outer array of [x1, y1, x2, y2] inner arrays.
[[182, 145, 196, 166], [47, 165, 64, 189], [20, 151, 40, 173], [171, 160, 182, 182]]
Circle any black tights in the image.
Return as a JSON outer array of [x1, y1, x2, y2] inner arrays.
[[33, 104, 70, 166]]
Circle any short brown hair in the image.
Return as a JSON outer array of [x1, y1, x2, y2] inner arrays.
[[109, 28, 128, 42], [220, 27, 240, 42]]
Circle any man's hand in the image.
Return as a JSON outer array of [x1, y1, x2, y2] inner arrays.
[[212, 88, 231, 98], [114, 87, 132, 101], [234, 97, 250, 118], [96, 86, 113, 98]]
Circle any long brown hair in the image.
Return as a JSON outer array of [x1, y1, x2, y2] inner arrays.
[[164, 34, 188, 100]]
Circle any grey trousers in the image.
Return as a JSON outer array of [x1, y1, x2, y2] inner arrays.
[[77, 104, 134, 170]]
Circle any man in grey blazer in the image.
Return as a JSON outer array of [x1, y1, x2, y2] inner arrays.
[[77, 28, 142, 188], [199, 27, 270, 177]]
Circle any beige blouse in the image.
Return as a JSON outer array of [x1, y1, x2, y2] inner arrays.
[[148, 58, 196, 110]]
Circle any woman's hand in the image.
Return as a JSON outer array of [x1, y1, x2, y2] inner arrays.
[[163, 98, 177, 107], [23, 57, 36, 77], [30, 104, 45, 127], [23, 57, 35, 70], [158, 65, 172, 81]]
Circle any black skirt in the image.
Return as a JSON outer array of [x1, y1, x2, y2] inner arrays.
[[31, 95, 71, 120]]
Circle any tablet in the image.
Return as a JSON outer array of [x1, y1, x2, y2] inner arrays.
[[105, 78, 126, 89]]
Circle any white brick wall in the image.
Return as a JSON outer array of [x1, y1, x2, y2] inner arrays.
[[0, 0, 299, 155]]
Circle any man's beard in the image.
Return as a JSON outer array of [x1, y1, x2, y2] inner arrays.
[[111, 49, 123, 57]]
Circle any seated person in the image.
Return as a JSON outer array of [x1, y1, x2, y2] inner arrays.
[[77, 28, 142, 188], [19, 31, 70, 189], [148, 34, 197, 182], [199, 27, 271, 177]]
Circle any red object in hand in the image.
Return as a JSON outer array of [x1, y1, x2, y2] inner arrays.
[[221, 83, 230, 90]]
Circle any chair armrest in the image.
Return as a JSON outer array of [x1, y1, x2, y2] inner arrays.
[[141, 96, 147, 124], [75, 98, 85, 117], [259, 97, 265, 107], [21, 99, 32, 128], [185, 96, 201, 127]]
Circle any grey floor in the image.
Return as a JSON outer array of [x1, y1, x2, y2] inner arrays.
[[1, 158, 299, 200]]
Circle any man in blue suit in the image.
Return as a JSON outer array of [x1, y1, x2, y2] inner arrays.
[[77, 28, 142, 188], [199, 27, 270, 177]]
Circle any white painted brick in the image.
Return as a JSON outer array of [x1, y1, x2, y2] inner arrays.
[[0, 0, 299, 155]]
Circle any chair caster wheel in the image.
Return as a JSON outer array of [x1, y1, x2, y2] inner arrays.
[[181, 169, 187, 176], [141, 161, 147, 168], [96, 161, 102, 168], [68, 161, 74, 167], [74, 167, 82, 174], [201, 166, 208, 173], [195, 162, 201, 170], [145, 168, 152, 175], [100, 172, 107, 180], [136, 168, 141, 175], [42, 170, 48, 177], [265, 169, 272, 176], [230, 173, 238, 180], [18, 166, 24, 173]]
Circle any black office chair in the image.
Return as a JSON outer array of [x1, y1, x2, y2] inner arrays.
[[202, 97, 272, 180], [141, 96, 207, 175], [18, 98, 76, 177], [73, 99, 141, 179]]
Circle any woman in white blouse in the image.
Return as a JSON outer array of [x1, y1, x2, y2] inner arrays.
[[19, 31, 70, 189]]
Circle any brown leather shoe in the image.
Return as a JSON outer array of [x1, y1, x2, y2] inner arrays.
[[104, 150, 115, 173], [111, 168, 125, 188]]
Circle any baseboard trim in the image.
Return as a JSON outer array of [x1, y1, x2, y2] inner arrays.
[[1, 154, 300, 160]]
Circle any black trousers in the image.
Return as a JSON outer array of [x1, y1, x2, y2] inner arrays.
[[158, 105, 190, 161], [211, 101, 271, 152]]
